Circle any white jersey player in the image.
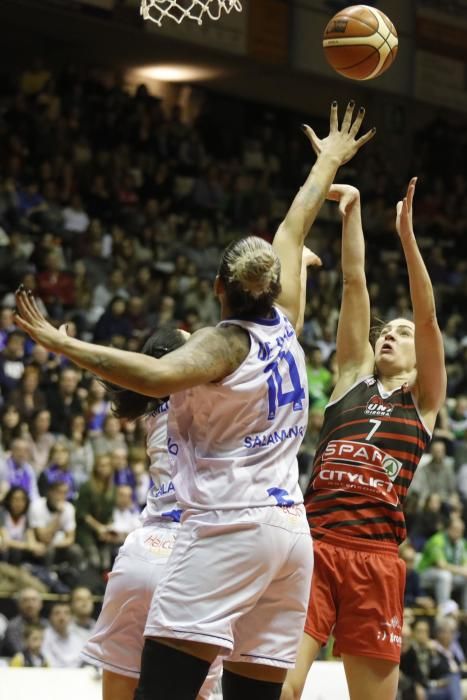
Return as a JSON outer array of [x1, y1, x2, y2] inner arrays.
[[81, 329, 220, 700], [15, 102, 375, 699]]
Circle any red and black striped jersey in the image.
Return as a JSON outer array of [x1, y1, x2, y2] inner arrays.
[[304, 375, 431, 545]]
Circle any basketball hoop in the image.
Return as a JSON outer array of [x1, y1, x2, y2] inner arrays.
[[141, 0, 242, 26]]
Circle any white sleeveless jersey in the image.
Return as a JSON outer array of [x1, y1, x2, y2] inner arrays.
[[140, 401, 181, 525], [167, 307, 309, 510]]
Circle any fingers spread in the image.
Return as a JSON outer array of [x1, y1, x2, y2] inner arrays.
[[356, 127, 376, 148], [341, 100, 355, 132], [349, 106, 365, 137], [330, 101, 338, 132], [302, 125, 321, 156]]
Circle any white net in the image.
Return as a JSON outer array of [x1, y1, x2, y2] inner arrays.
[[140, 0, 242, 26]]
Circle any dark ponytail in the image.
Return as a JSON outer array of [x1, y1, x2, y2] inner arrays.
[[104, 327, 187, 421]]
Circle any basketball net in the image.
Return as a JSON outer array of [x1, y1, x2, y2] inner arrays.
[[140, 0, 242, 26]]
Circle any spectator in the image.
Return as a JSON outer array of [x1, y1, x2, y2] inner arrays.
[[36, 251, 75, 318], [418, 518, 467, 609], [70, 586, 95, 645], [400, 543, 435, 611], [9, 623, 49, 667], [62, 194, 90, 235], [46, 367, 83, 435], [0, 487, 45, 565], [411, 441, 457, 505], [75, 454, 115, 571], [2, 587, 47, 657], [38, 440, 76, 501], [106, 484, 140, 546], [411, 618, 453, 698], [25, 409, 55, 475], [410, 493, 446, 552], [432, 617, 464, 699], [0, 438, 39, 502], [0, 405, 25, 451], [64, 414, 94, 488], [92, 296, 132, 345], [84, 378, 111, 435], [0, 331, 26, 400], [92, 416, 126, 456], [42, 602, 85, 667], [7, 365, 46, 421], [130, 452, 151, 511], [398, 622, 428, 700], [28, 479, 81, 570]]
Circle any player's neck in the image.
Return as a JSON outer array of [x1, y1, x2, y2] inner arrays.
[[377, 370, 415, 393]]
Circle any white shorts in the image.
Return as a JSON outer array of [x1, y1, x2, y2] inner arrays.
[[144, 505, 313, 669], [81, 523, 221, 698]]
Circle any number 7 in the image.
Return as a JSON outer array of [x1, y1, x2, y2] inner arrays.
[[366, 419, 381, 441]]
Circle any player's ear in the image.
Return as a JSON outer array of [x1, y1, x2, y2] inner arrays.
[[214, 275, 223, 297]]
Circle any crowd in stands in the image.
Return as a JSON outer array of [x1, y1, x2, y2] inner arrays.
[[0, 59, 466, 694]]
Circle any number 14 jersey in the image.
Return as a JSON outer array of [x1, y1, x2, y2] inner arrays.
[[167, 307, 308, 511], [305, 375, 432, 544]]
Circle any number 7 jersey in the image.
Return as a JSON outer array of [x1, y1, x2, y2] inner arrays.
[[305, 375, 432, 544], [167, 307, 308, 510]]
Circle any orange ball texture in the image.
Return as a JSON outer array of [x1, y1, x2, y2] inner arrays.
[[323, 4, 398, 80]]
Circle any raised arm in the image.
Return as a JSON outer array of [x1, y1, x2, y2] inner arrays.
[[397, 178, 446, 424], [273, 101, 375, 328], [327, 185, 374, 402], [14, 290, 249, 398], [295, 247, 322, 337]]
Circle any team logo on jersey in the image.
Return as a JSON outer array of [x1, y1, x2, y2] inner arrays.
[[365, 394, 394, 417]]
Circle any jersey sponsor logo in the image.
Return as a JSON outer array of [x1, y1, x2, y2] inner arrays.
[[267, 487, 295, 507], [154, 480, 175, 499], [321, 439, 403, 483], [143, 531, 177, 555], [377, 618, 402, 645], [244, 424, 305, 449], [365, 394, 394, 417], [315, 440, 400, 506]]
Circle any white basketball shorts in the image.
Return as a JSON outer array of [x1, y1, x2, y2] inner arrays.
[[144, 505, 314, 669], [81, 523, 221, 698]]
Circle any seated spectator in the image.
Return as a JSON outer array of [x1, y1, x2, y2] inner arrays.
[[7, 365, 46, 421], [0, 405, 25, 452], [399, 622, 428, 700], [42, 602, 85, 667], [64, 414, 94, 488], [62, 194, 90, 235], [38, 441, 76, 501], [9, 623, 48, 667], [91, 415, 126, 456], [411, 441, 457, 505], [75, 454, 115, 571], [411, 618, 455, 699], [418, 518, 467, 610], [0, 438, 39, 502], [92, 296, 132, 344], [36, 251, 75, 318], [84, 378, 110, 435], [70, 586, 95, 644], [0, 487, 46, 565], [106, 485, 140, 547], [25, 409, 55, 475], [0, 331, 26, 400], [28, 479, 82, 570], [46, 367, 83, 435], [2, 587, 47, 657], [410, 493, 446, 552], [400, 543, 435, 611], [432, 617, 464, 699], [110, 446, 134, 490]]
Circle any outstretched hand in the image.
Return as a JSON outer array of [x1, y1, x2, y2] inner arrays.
[[14, 286, 66, 352], [327, 184, 360, 217], [396, 177, 417, 240], [302, 101, 375, 166]]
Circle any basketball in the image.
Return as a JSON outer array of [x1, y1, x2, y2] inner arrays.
[[323, 4, 398, 81]]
